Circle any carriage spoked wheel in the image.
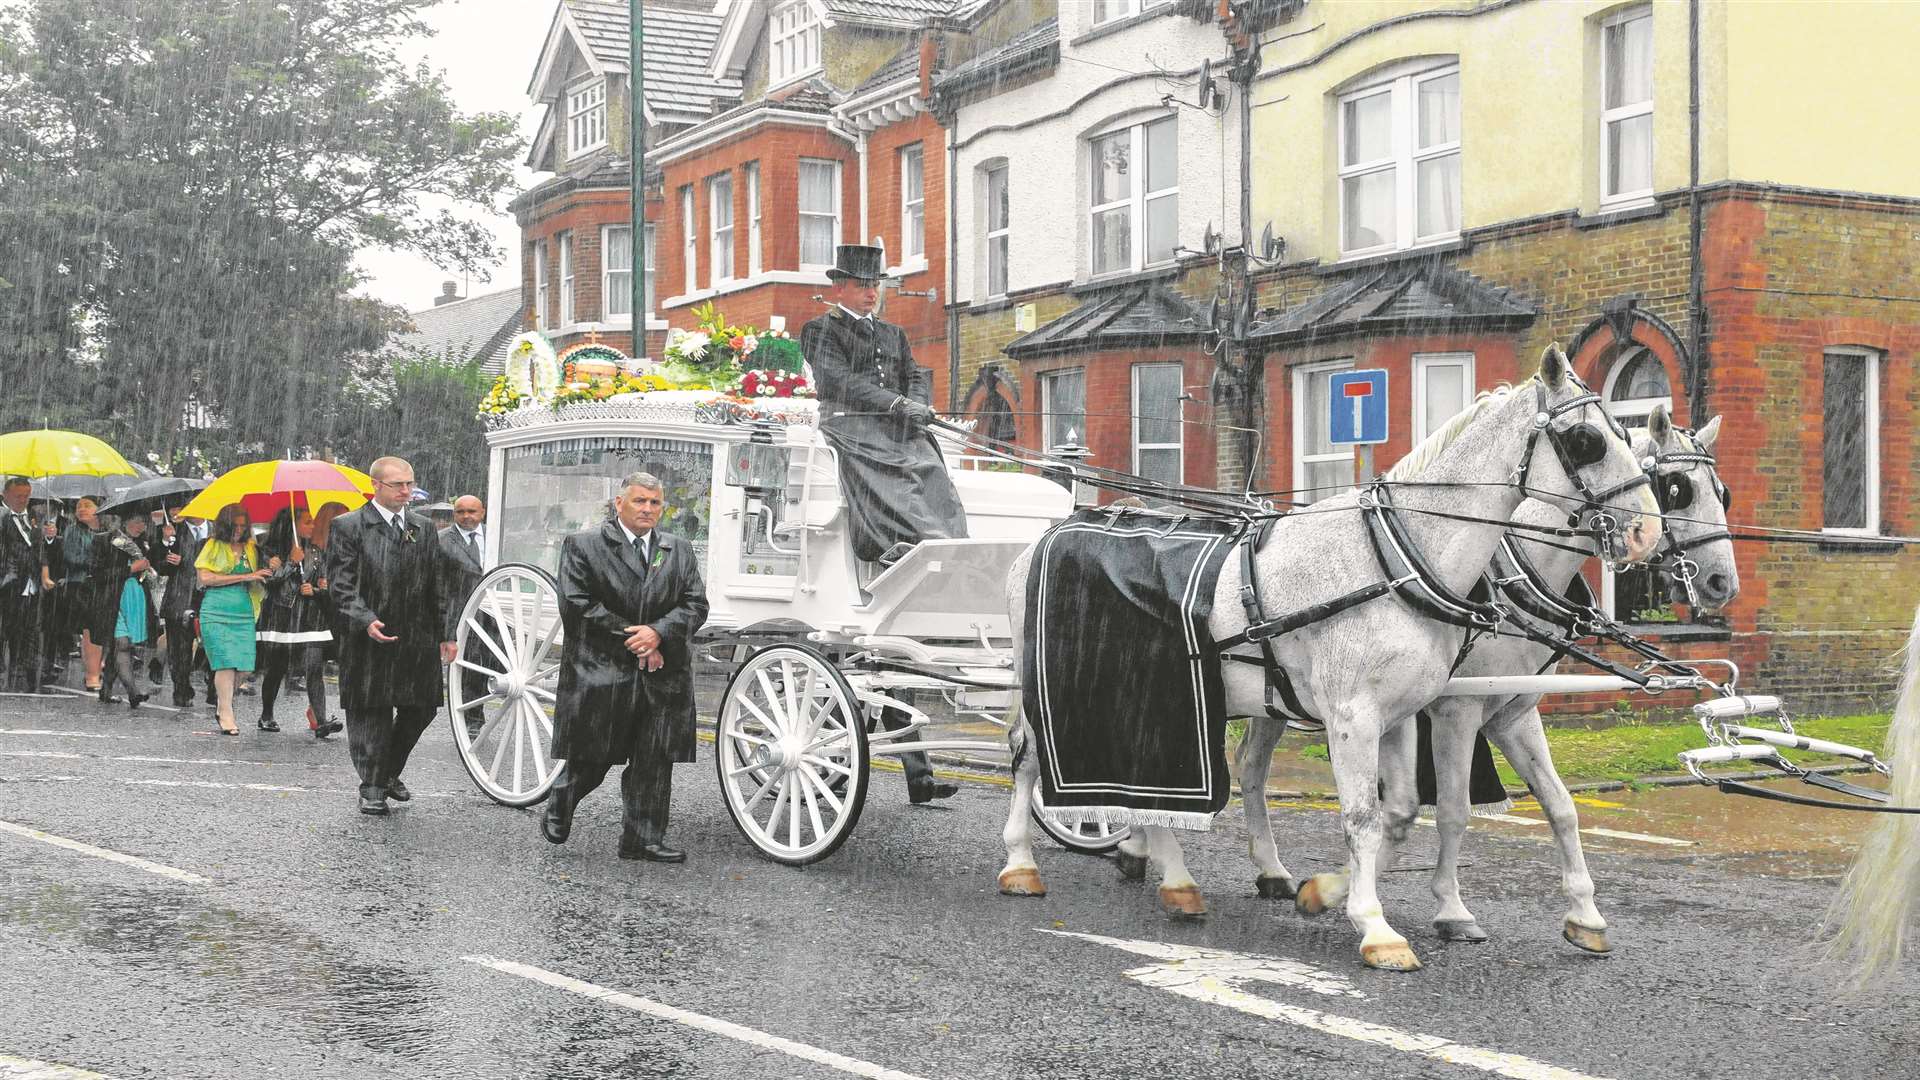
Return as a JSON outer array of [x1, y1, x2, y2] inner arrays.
[[716, 643, 869, 865], [448, 563, 566, 807], [1029, 789, 1129, 855]]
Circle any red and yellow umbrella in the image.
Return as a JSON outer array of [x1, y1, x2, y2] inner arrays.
[[178, 460, 373, 522]]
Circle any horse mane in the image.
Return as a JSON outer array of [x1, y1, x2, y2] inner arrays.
[[1381, 377, 1535, 482]]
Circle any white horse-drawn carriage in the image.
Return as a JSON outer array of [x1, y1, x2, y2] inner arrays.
[[450, 388, 1125, 863], [452, 344, 1918, 978]]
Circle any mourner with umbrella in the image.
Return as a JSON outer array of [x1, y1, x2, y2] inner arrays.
[[98, 477, 209, 693], [254, 502, 345, 736], [91, 511, 159, 708]]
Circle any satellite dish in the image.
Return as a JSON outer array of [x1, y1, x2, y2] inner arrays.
[[1197, 76, 1216, 111], [1205, 296, 1222, 332], [1202, 222, 1221, 257], [1233, 290, 1256, 339], [1259, 222, 1285, 263]]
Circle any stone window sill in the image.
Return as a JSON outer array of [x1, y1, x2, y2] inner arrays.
[[1614, 623, 1730, 643]]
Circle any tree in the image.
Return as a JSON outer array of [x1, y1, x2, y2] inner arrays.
[[0, 0, 521, 467]]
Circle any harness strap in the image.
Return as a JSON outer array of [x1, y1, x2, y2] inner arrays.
[[1715, 778, 1920, 814], [1362, 483, 1506, 630], [1225, 517, 1317, 723]]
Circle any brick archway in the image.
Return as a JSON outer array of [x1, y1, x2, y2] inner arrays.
[[1567, 302, 1693, 427]]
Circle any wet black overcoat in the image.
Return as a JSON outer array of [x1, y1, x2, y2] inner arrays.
[[800, 307, 968, 561], [552, 523, 708, 767], [150, 524, 203, 623], [326, 504, 454, 712], [436, 526, 485, 628]]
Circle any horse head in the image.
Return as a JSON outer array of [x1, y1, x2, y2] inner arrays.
[[1522, 344, 1663, 565], [1637, 405, 1739, 614]]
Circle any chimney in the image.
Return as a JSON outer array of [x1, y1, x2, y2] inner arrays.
[[434, 280, 460, 306], [918, 29, 939, 100]]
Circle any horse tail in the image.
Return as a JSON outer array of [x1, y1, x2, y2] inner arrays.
[[1819, 599, 1920, 986]]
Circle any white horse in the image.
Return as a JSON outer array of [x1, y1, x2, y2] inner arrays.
[[1000, 345, 1663, 971], [1820, 599, 1920, 986], [1284, 404, 1740, 954]]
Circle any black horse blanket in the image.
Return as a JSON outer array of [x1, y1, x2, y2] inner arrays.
[[1022, 511, 1243, 830]]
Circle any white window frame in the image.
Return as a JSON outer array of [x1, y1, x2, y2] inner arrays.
[[746, 162, 763, 277], [1412, 352, 1474, 444], [1092, 0, 1144, 26], [681, 186, 697, 294], [1038, 368, 1087, 452], [798, 158, 842, 271], [602, 224, 632, 320], [530, 239, 548, 331], [708, 172, 735, 283], [1600, 6, 1654, 207], [1336, 62, 1461, 257], [643, 224, 655, 319], [985, 164, 1010, 298], [557, 231, 575, 325], [1822, 346, 1882, 536], [567, 79, 607, 159], [1131, 362, 1184, 485], [769, 0, 823, 90], [1600, 346, 1673, 619], [1292, 358, 1355, 505], [1087, 115, 1178, 278], [899, 144, 925, 266]]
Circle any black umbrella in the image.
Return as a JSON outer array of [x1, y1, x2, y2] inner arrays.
[[99, 476, 208, 518], [29, 462, 158, 502]]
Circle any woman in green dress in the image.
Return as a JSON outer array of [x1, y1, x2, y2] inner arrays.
[[194, 504, 269, 736]]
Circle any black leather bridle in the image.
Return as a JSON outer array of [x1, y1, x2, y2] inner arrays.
[[1643, 426, 1733, 607], [1510, 377, 1652, 562]]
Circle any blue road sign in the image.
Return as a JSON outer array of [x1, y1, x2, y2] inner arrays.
[[1328, 369, 1389, 445]]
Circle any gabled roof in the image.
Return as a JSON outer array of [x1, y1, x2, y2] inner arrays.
[[1249, 264, 1536, 345], [392, 288, 527, 376], [933, 16, 1057, 101], [852, 43, 922, 97], [531, 0, 740, 124], [1004, 285, 1207, 361]]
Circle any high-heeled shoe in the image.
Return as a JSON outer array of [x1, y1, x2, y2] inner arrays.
[[217, 716, 240, 736], [258, 716, 281, 732]]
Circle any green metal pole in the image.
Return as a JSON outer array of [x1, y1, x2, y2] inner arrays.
[[630, 0, 647, 357]]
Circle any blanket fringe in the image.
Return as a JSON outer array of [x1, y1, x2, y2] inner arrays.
[[1417, 797, 1516, 818], [1039, 805, 1217, 832]]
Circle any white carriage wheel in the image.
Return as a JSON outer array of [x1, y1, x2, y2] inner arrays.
[[1029, 787, 1130, 855], [715, 643, 869, 866], [448, 563, 566, 807]]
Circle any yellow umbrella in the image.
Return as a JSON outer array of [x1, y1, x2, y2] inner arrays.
[[178, 460, 374, 522], [0, 430, 136, 479]]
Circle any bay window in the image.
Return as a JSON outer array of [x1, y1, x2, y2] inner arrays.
[[1089, 115, 1177, 277], [1338, 63, 1460, 255]]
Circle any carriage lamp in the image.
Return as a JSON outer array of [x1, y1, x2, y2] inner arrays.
[[1047, 437, 1097, 508]]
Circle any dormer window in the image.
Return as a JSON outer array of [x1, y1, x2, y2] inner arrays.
[[567, 80, 606, 158], [770, 1, 822, 88]]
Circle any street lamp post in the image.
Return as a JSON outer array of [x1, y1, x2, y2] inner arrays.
[[630, 0, 646, 358]]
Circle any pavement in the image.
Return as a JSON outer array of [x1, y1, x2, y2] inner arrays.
[[2, 672, 1917, 1080]]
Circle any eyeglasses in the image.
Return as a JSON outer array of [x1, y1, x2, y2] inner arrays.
[[376, 478, 416, 490]]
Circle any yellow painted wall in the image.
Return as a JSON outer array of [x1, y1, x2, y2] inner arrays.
[[1726, 1, 1920, 198], [1251, 0, 1715, 265]]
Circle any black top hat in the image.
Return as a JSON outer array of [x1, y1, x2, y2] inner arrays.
[[825, 244, 887, 282]]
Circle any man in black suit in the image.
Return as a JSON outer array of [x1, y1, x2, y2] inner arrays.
[[0, 476, 51, 692], [437, 494, 490, 722], [327, 456, 456, 816], [150, 503, 216, 708], [542, 472, 708, 862]]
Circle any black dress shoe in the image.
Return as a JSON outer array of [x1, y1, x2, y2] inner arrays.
[[359, 794, 389, 816], [314, 718, 344, 740], [540, 809, 570, 845], [618, 841, 686, 863], [258, 717, 280, 732], [97, 689, 120, 705], [908, 780, 960, 804], [385, 779, 412, 802], [127, 693, 149, 711]]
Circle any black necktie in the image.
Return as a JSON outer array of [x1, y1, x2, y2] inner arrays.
[[466, 530, 479, 556], [633, 535, 648, 564], [389, 514, 404, 542]]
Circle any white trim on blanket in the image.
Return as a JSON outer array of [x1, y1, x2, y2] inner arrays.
[[255, 630, 333, 645]]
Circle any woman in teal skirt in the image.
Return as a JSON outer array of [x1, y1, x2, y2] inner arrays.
[[195, 504, 269, 735]]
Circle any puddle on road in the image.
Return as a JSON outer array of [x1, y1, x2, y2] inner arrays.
[[0, 883, 446, 1057], [1518, 774, 1891, 876]]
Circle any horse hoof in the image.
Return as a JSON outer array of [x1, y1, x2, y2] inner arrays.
[[1563, 920, 1612, 954], [1295, 874, 1341, 917], [1361, 940, 1423, 972], [997, 867, 1047, 897], [1115, 850, 1148, 881], [1435, 919, 1489, 943], [1158, 884, 1208, 919], [1255, 875, 1297, 900]]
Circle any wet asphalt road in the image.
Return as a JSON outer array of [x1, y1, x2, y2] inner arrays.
[[2, 686, 1916, 1080]]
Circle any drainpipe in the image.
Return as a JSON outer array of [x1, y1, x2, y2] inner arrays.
[[630, 0, 647, 358], [1686, 0, 1705, 421], [856, 128, 871, 245], [947, 121, 961, 413], [1231, 45, 1260, 492]]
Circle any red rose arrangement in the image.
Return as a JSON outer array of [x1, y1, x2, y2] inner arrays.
[[740, 369, 815, 398]]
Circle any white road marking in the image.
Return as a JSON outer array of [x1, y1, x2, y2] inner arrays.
[[0, 729, 130, 740], [1045, 931, 1614, 1080], [0, 1054, 115, 1079], [1417, 814, 1693, 847], [0, 819, 208, 885], [466, 955, 932, 1080], [42, 685, 180, 713], [0, 774, 456, 799], [0, 750, 314, 769]]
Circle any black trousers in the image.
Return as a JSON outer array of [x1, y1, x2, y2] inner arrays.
[[344, 703, 437, 799], [0, 590, 43, 691], [163, 616, 208, 705], [547, 756, 673, 849], [261, 644, 326, 723]]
